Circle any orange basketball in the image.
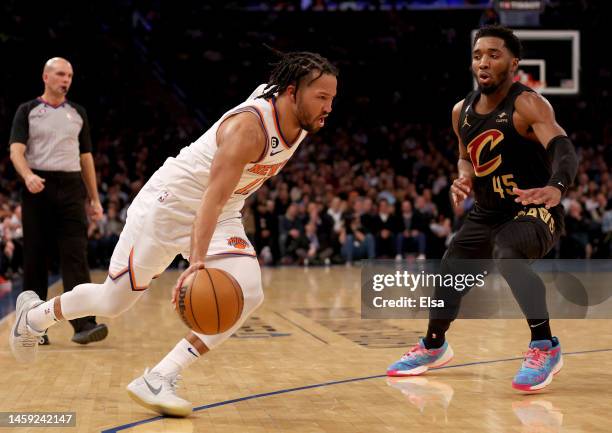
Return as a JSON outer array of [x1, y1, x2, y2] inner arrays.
[[176, 268, 244, 335]]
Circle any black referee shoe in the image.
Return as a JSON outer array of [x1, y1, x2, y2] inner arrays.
[[72, 323, 108, 345]]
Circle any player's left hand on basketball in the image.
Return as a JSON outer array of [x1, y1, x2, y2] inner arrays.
[[172, 262, 207, 307], [513, 186, 561, 209]]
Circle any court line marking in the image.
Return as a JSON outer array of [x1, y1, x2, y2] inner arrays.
[[0, 348, 118, 354], [274, 311, 329, 344], [101, 347, 612, 433]]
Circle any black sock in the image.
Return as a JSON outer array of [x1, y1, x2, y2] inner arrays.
[[528, 319, 553, 342], [424, 319, 450, 349]]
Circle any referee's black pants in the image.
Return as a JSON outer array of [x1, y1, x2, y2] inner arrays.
[[21, 170, 96, 332]]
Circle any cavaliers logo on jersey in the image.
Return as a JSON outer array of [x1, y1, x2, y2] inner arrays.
[[227, 236, 249, 249], [467, 129, 504, 177]]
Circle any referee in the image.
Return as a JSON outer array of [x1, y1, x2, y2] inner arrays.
[[9, 57, 108, 345]]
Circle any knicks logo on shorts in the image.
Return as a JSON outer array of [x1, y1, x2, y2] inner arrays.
[[467, 129, 504, 177], [227, 236, 249, 249]]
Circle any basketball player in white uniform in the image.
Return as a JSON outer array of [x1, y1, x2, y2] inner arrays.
[[11, 51, 338, 417]]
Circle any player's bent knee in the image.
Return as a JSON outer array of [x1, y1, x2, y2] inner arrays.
[[206, 255, 263, 315], [189, 278, 263, 350]]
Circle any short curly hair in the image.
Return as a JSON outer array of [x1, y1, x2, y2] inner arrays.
[[474, 25, 522, 59]]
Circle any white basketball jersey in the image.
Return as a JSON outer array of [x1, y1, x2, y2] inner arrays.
[[154, 84, 308, 220]]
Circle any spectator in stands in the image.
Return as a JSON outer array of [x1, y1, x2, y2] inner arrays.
[[395, 200, 427, 260], [326, 196, 345, 234], [306, 202, 336, 259], [254, 198, 278, 265], [302, 221, 334, 266], [429, 213, 452, 257], [372, 198, 398, 258], [1, 206, 23, 279], [600, 199, 612, 258], [275, 186, 291, 216], [360, 197, 377, 234], [562, 200, 592, 258], [278, 203, 304, 263], [98, 204, 124, 265], [340, 213, 375, 265]]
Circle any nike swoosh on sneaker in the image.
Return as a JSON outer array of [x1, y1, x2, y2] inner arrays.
[[143, 376, 162, 395], [14, 311, 24, 337], [530, 320, 547, 328], [187, 347, 199, 358]]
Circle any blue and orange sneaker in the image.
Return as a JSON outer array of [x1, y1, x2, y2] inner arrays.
[[512, 337, 563, 392], [387, 338, 454, 377]]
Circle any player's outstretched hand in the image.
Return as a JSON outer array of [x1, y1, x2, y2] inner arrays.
[[513, 186, 561, 209], [172, 261, 206, 308], [451, 176, 472, 208]]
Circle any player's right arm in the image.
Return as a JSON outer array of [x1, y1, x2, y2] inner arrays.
[[450, 99, 474, 208], [172, 112, 266, 304]]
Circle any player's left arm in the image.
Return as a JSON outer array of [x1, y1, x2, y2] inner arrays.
[[512, 92, 578, 208]]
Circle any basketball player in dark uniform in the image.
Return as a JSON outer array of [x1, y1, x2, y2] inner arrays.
[[387, 25, 578, 392]]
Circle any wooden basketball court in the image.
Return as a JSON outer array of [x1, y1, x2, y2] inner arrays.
[[1, 267, 611, 432]]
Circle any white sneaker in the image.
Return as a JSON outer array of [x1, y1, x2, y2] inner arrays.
[[127, 369, 192, 417], [9, 291, 45, 363]]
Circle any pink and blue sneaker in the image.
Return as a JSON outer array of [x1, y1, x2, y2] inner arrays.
[[512, 337, 563, 392], [387, 338, 454, 377]]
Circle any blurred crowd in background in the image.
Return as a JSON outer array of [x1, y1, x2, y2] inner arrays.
[[1, 1, 611, 284]]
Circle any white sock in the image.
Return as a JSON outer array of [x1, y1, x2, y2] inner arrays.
[[26, 298, 59, 332], [151, 339, 200, 377]]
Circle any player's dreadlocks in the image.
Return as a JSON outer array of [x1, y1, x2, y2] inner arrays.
[[258, 47, 338, 100]]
